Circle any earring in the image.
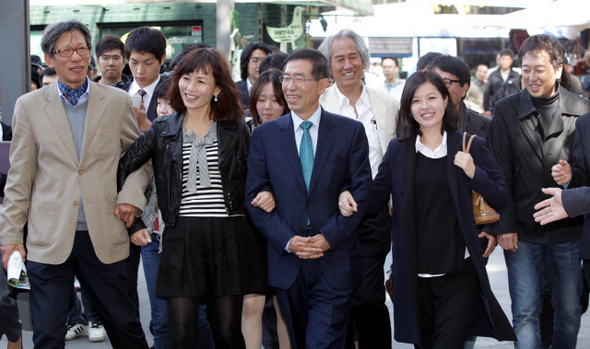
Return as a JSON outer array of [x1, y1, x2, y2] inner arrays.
[[214, 95, 218, 102]]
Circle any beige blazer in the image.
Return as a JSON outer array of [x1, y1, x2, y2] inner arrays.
[[319, 84, 398, 154], [0, 82, 152, 265]]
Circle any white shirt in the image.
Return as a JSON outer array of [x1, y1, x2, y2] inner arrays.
[[291, 107, 321, 155], [334, 85, 382, 178], [128, 76, 161, 107]]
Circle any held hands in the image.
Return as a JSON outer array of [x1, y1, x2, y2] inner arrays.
[[289, 234, 331, 260], [478, 232, 497, 258], [533, 188, 569, 225], [454, 151, 476, 179], [551, 160, 571, 186], [251, 191, 276, 213], [0, 244, 26, 269], [130, 228, 152, 246], [497, 233, 518, 253], [338, 190, 358, 217], [114, 203, 139, 228]]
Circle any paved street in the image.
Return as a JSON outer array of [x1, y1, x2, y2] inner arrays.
[[3, 249, 590, 348]]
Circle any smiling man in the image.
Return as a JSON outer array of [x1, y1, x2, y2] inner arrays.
[[488, 35, 590, 349], [317, 29, 397, 349], [0, 19, 151, 348], [246, 48, 371, 349]]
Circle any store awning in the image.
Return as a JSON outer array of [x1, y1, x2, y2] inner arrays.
[[30, 0, 374, 16]]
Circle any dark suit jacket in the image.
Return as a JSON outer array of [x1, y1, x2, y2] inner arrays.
[[245, 109, 372, 290], [488, 86, 590, 243], [566, 112, 590, 258], [467, 107, 489, 138], [237, 79, 250, 109], [370, 131, 515, 346]]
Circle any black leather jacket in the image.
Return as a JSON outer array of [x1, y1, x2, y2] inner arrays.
[[117, 111, 251, 229]]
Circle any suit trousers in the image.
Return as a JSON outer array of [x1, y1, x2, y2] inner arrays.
[[27, 230, 148, 349], [277, 259, 354, 349], [351, 204, 392, 348]]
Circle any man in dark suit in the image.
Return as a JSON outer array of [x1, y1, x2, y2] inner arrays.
[[118, 26, 167, 131], [488, 35, 590, 349], [236, 42, 272, 108], [246, 48, 371, 349]]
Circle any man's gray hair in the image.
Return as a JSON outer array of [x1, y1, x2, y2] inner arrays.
[[41, 19, 92, 57], [318, 29, 371, 73]]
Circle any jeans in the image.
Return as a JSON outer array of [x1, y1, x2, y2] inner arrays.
[[504, 240, 582, 349], [142, 235, 169, 349]]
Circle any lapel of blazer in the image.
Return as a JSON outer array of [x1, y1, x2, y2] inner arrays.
[[309, 109, 335, 194], [321, 85, 341, 114], [366, 88, 390, 153], [43, 84, 79, 165], [79, 83, 107, 165], [400, 139, 419, 278], [446, 132, 462, 216], [278, 114, 306, 192]]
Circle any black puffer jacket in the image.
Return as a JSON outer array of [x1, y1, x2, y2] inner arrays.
[[117, 111, 251, 228]]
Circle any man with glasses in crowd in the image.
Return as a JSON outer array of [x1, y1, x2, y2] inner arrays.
[[246, 48, 371, 349], [237, 42, 272, 108], [0, 19, 151, 348]]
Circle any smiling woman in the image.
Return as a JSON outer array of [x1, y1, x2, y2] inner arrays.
[[118, 47, 267, 349]]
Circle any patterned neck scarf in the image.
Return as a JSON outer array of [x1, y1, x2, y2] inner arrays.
[[183, 122, 217, 193], [58, 79, 88, 106]]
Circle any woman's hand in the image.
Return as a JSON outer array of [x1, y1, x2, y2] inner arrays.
[[338, 190, 357, 217], [130, 228, 152, 246], [251, 191, 276, 213], [478, 232, 497, 258], [454, 151, 476, 179]]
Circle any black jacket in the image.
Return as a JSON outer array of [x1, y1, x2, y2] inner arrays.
[[484, 69, 520, 113], [488, 86, 590, 243], [117, 112, 251, 229]]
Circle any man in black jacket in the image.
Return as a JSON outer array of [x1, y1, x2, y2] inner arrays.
[[484, 48, 520, 116], [488, 35, 590, 349], [236, 42, 272, 109]]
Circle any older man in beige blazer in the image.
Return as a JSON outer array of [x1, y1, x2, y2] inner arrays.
[[0, 20, 151, 349], [318, 29, 397, 349]]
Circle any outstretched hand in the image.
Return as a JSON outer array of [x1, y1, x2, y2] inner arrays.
[[533, 187, 569, 225]]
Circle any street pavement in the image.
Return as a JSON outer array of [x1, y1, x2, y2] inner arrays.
[[3, 249, 590, 348]]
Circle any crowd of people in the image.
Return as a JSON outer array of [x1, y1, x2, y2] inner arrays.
[[1, 17, 590, 349]]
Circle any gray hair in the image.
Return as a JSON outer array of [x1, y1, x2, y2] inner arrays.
[[318, 29, 371, 74], [41, 19, 92, 57]]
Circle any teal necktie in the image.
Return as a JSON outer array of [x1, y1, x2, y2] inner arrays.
[[300, 121, 314, 191]]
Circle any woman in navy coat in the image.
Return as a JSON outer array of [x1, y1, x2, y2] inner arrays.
[[342, 71, 516, 348]]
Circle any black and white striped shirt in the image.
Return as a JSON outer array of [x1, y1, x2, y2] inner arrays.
[[179, 141, 241, 217]]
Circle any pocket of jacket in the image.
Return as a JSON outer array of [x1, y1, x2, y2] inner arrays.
[[27, 200, 56, 247]]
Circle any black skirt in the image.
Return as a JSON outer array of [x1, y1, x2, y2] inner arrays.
[[156, 216, 267, 298]]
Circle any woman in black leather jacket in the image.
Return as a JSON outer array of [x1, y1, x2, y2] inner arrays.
[[118, 48, 269, 349]]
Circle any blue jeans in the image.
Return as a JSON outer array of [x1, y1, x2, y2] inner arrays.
[[142, 235, 169, 349], [504, 240, 582, 349]]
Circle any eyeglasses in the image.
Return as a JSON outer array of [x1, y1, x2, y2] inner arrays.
[[279, 75, 321, 87], [443, 78, 461, 88], [52, 46, 92, 57], [249, 58, 262, 64]]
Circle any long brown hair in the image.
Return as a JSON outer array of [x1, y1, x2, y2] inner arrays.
[[169, 48, 244, 121]]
